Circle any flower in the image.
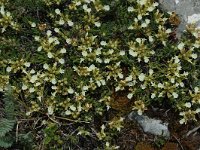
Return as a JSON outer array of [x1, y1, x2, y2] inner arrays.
[[103, 5, 110, 11], [127, 93, 133, 99], [31, 22, 36, 27], [58, 58, 65, 64], [172, 92, 178, 98], [43, 63, 49, 69], [47, 52, 53, 58], [24, 62, 31, 67], [184, 102, 191, 108], [191, 53, 197, 59], [22, 84, 28, 90], [138, 73, 145, 81], [55, 9, 61, 15], [94, 22, 101, 27], [68, 88, 74, 94], [6, 66, 12, 72], [128, 7, 134, 12], [100, 41, 107, 46], [178, 42, 184, 50], [48, 106, 54, 115], [60, 48, 66, 54], [129, 49, 137, 57], [67, 20, 74, 26], [51, 78, 57, 84]]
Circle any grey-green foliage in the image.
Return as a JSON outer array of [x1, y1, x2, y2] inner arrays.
[[0, 85, 16, 148]]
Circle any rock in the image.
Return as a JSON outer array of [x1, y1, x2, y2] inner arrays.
[[159, 0, 200, 37], [128, 112, 170, 138]]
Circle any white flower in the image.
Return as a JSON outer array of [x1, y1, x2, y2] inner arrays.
[[179, 118, 185, 124], [47, 52, 53, 58], [174, 56, 180, 63], [55, 9, 61, 15], [158, 83, 164, 88], [104, 58, 110, 63], [94, 22, 101, 27], [166, 29, 172, 34], [138, 73, 145, 81], [125, 75, 132, 81], [48, 37, 54, 44], [66, 38, 71, 44], [54, 28, 60, 33], [31, 22, 36, 28], [82, 51, 88, 57], [30, 75, 38, 83], [191, 53, 197, 59], [100, 41, 107, 46], [35, 82, 41, 86], [88, 64, 96, 71], [151, 93, 156, 99], [83, 86, 89, 91], [58, 19, 65, 25], [127, 93, 133, 99], [170, 78, 175, 83], [34, 36, 40, 41], [70, 105, 76, 111], [6, 66, 12, 72], [68, 20, 74, 26], [0, 5, 5, 15], [178, 42, 184, 50], [138, 0, 147, 5], [37, 46, 42, 52], [194, 87, 199, 93], [30, 69, 35, 74], [59, 68, 65, 74], [184, 102, 191, 108], [60, 48, 66, 54], [129, 50, 138, 57], [51, 78, 57, 84], [141, 84, 146, 89], [172, 92, 178, 98], [195, 108, 200, 113], [46, 30, 52, 36], [58, 58, 65, 64], [149, 69, 154, 75], [24, 62, 30, 67], [144, 57, 149, 63], [118, 73, 124, 79], [136, 38, 141, 43], [138, 14, 142, 20], [65, 110, 71, 115], [180, 82, 184, 87], [68, 88, 74, 94], [149, 36, 154, 42], [128, 6, 134, 12], [48, 106, 54, 115], [43, 63, 49, 69], [119, 51, 125, 56], [29, 87, 35, 93], [103, 5, 110, 11], [22, 84, 28, 90]]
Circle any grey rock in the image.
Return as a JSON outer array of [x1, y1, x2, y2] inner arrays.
[[128, 111, 170, 138], [159, 0, 200, 37]]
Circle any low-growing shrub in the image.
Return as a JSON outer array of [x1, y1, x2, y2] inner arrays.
[[0, 0, 200, 149]]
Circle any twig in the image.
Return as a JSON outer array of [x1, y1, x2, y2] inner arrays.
[[186, 125, 200, 137], [172, 134, 184, 150]]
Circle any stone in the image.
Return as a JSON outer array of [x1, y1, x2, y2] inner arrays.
[[128, 111, 170, 138], [159, 0, 200, 37]]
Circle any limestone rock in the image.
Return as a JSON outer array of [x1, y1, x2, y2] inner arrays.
[[128, 111, 170, 138]]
